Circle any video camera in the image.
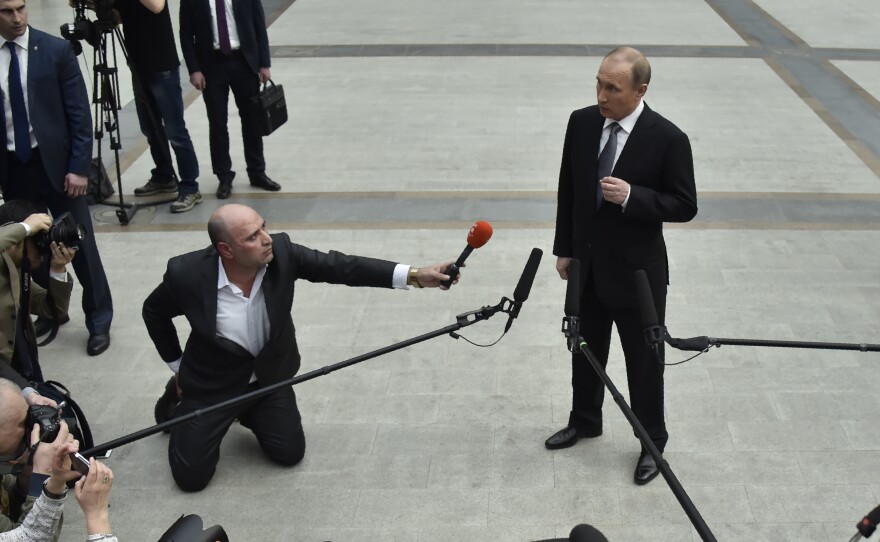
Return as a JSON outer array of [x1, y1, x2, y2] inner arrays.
[[60, 0, 117, 52], [32, 212, 87, 255]]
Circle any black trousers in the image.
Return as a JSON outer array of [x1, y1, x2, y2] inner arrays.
[[168, 384, 305, 492], [2, 151, 113, 334], [569, 269, 668, 453], [201, 53, 265, 181]]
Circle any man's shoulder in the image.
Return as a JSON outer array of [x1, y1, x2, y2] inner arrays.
[[167, 245, 216, 272], [639, 103, 687, 137], [28, 27, 66, 49], [571, 105, 600, 120]]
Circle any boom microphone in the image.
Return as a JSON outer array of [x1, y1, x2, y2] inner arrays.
[[665, 334, 711, 352], [562, 259, 580, 351], [569, 524, 610, 542], [854, 503, 880, 540], [504, 248, 543, 332], [634, 269, 664, 353], [442, 221, 493, 288]]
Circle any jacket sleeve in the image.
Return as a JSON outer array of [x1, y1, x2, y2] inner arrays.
[[624, 128, 698, 224], [59, 41, 93, 177], [178, 0, 200, 74], [553, 113, 575, 258], [253, 0, 271, 68], [142, 264, 184, 363]]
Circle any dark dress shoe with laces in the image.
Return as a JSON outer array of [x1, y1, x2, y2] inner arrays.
[[216, 179, 233, 199], [87, 332, 111, 356], [634, 453, 660, 485], [34, 314, 70, 337], [249, 173, 281, 192], [544, 425, 601, 450]]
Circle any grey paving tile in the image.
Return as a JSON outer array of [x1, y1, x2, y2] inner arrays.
[[705, 522, 830, 542], [373, 423, 495, 455], [667, 451, 804, 486], [728, 420, 851, 451], [293, 453, 430, 489], [841, 421, 880, 450], [354, 489, 489, 527], [797, 451, 880, 484], [428, 451, 554, 489], [488, 488, 621, 526], [772, 391, 880, 421], [747, 484, 875, 522]]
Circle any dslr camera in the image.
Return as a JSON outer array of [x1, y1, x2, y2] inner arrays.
[[33, 212, 87, 255], [28, 403, 81, 445]]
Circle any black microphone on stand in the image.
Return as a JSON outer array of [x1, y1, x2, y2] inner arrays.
[[503, 248, 543, 333], [561, 259, 580, 352], [634, 269, 664, 357], [441, 221, 493, 288]]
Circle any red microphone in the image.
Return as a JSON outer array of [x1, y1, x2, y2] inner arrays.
[[442, 221, 493, 288]]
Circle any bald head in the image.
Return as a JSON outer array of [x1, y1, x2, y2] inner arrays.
[[209, 204, 275, 271], [603, 46, 651, 88], [0, 379, 27, 457], [208, 204, 257, 248]]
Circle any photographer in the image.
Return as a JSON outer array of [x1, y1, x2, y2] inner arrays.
[[0, 201, 74, 388], [0, 379, 118, 542], [109, 0, 203, 213]]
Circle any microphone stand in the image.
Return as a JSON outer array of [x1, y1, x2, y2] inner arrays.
[[666, 332, 880, 353], [562, 326, 718, 542], [80, 297, 518, 458]]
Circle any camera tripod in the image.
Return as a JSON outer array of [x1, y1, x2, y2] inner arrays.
[[88, 25, 180, 225]]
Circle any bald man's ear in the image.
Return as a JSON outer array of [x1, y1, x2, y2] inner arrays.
[[216, 241, 233, 260]]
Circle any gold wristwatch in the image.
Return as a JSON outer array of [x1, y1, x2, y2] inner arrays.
[[407, 267, 422, 288]]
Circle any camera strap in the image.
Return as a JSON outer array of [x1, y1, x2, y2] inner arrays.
[[16, 244, 44, 381]]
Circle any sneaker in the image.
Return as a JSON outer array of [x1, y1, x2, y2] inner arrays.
[[134, 179, 178, 196], [170, 192, 203, 213]]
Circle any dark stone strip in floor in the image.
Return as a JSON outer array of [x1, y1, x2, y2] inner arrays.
[[271, 44, 764, 59], [707, 0, 880, 177], [92, 192, 880, 230]]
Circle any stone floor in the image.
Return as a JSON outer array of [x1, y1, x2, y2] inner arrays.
[[19, 0, 880, 541]]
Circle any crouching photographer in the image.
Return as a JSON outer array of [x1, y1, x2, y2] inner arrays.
[[0, 379, 117, 542], [0, 200, 76, 391]]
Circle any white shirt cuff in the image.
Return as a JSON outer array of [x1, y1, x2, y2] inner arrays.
[[392, 263, 409, 289], [21, 222, 31, 235], [49, 270, 67, 282], [166, 358, 182, 373], [621, 186, 632, 210]]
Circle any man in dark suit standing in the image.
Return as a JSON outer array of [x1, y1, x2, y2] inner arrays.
[[0, 0, 113, 356], [546, 47, 698, 485], [179, 0, 279, 200], [143, 203, 458, 491]]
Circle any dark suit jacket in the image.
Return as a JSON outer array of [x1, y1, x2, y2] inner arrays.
[[142, 233, 397, 403], [553, 103, 697, 311], [0, 28, 92, 192], [179, 0, 271, 76]]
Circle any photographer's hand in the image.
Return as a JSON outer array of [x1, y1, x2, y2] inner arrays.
[[64, 173, 88, 198], [32, 421, 81, 495], [22, 213, 52, 235], [49, 242, 75, 273]]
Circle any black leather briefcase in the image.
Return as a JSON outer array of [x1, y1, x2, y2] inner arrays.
[[249, 79, 288, 136]]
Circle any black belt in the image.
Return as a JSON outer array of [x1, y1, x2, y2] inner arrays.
[[214, 49, 242, 58]]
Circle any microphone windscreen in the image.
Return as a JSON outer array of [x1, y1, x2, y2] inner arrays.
[[569, 524, 609, 542], [466, 221, 494, 249], [634, 269, 659, 329], [512, 248, 543, 303], [564, 259, 580, 317]]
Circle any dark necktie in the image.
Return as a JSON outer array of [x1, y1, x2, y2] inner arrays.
[[596, 122, 621, 208], [6, 42, 32, 163], [215, 0, 232, 55]]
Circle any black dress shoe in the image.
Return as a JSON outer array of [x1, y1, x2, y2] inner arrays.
[[86, 333, 110, 356], [216, 179, 233, 199], [155, 375, 181, 432], [544, 425, 601, 450], [249, 173, 281, 192], [34, 314, 70, 337], [634, 453, 660, 485]]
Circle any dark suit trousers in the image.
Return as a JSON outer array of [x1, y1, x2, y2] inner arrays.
[[569, 270, 668, 453], [201, 52, 265, 180], [168, 384, 305, 492], [2, 151, 113, 334]]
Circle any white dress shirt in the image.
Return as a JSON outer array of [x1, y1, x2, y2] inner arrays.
[[598, 99, 645, 209], [208, 0, 242, 51], [1, 29, 36, 153]]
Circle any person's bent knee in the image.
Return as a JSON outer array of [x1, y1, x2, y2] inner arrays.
[[266, 441, 305, 467], [171, 463, 215, 492]]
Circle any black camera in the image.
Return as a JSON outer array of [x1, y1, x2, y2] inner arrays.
[[27, 403, 80, 445], [61, 0, 117, 51], [32, 212, 86, 255]]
